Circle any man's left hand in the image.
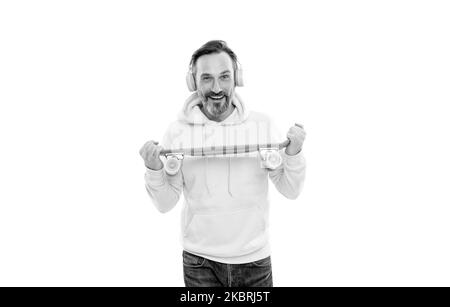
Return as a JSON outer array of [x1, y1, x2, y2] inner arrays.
[[285, 123, 306, 156]]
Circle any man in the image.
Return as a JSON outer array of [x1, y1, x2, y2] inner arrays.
[[139, 40, 306, 287]]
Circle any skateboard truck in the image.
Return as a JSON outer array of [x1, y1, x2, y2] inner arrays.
[[163, 153, 185, 176], [160, 139, 291, 175]]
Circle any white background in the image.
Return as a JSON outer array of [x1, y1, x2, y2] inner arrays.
[[1, 0, 449, 286]]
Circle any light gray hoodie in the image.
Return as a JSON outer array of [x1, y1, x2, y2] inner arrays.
[[144, 92, 306, 264]]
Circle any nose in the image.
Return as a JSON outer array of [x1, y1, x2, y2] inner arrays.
[[212, 79, 221, 93]]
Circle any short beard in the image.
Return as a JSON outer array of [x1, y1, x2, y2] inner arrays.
[[199, 91, 232, 117], [206, 97, 230, 116]]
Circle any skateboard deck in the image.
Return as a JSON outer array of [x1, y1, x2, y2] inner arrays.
[[160, 139, 290, 156], [161, 139, 290, 175]]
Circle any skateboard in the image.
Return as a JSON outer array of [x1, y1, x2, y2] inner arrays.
[[160, 139, 291, 175]]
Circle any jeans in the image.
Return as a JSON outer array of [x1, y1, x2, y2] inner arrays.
[[183, 250, 273, 287]]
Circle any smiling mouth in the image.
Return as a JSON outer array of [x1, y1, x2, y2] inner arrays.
[[208, 94, 225, 100]]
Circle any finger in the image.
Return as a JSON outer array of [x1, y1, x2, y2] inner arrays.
[[289, 127, 301, 134], [290, 124, 305, 132], [293, 128, 306, 137], [147, 145, 156, 159], [152, 146, 163, 158], [288, 132, 303, 141], [149, 141, 160, 155], [292, 128, 305, 135], [288, 128, 301, 136], [140, 141, 153, 157], [155, 145, 164, 156], [141, 142, 153, 157]]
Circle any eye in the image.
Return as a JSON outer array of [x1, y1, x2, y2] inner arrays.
[[202, 76, 211, 81], [220, 75, 230, 80]]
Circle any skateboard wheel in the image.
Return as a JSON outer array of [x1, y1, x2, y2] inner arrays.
[[265, 151, 282, 169], [164, 155, 182, 175], [259, 149, 282, 169]]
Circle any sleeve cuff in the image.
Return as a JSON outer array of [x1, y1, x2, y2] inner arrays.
[[281, 149, 305, 167], [145, 167, 166, 186]]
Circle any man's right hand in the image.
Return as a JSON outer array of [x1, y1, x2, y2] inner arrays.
[[139, 140, 164, 170]]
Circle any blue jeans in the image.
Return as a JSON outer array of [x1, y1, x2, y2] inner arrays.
[[183, 250, 273, 287]]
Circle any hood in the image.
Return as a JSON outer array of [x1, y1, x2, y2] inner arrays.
[[177, 91, 250, 125]]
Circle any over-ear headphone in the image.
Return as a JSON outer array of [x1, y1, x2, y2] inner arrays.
[[186, 62, 244, 92]]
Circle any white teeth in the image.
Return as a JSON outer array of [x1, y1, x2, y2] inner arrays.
[[210, 95, 224, 99]]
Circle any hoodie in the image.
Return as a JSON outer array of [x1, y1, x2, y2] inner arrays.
[[144, 92, 306, 264]]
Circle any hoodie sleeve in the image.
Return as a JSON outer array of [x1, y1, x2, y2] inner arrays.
[[269, 150, 306, 200], [267, 119, 306, 200], [144, 124, 183, 213]]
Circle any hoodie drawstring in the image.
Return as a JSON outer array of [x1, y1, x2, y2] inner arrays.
[[227, 157, 233, 197], [205, 155, 232, 197], [203, 131, 211, 197], [204, 157, 211, 196]]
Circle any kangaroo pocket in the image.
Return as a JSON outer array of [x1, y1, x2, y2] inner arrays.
[[183, 205, 267, 258]]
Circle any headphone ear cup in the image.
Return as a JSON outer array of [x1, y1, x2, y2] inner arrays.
[[186, 71, 196, 92], [235, 68, 244, 87]]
